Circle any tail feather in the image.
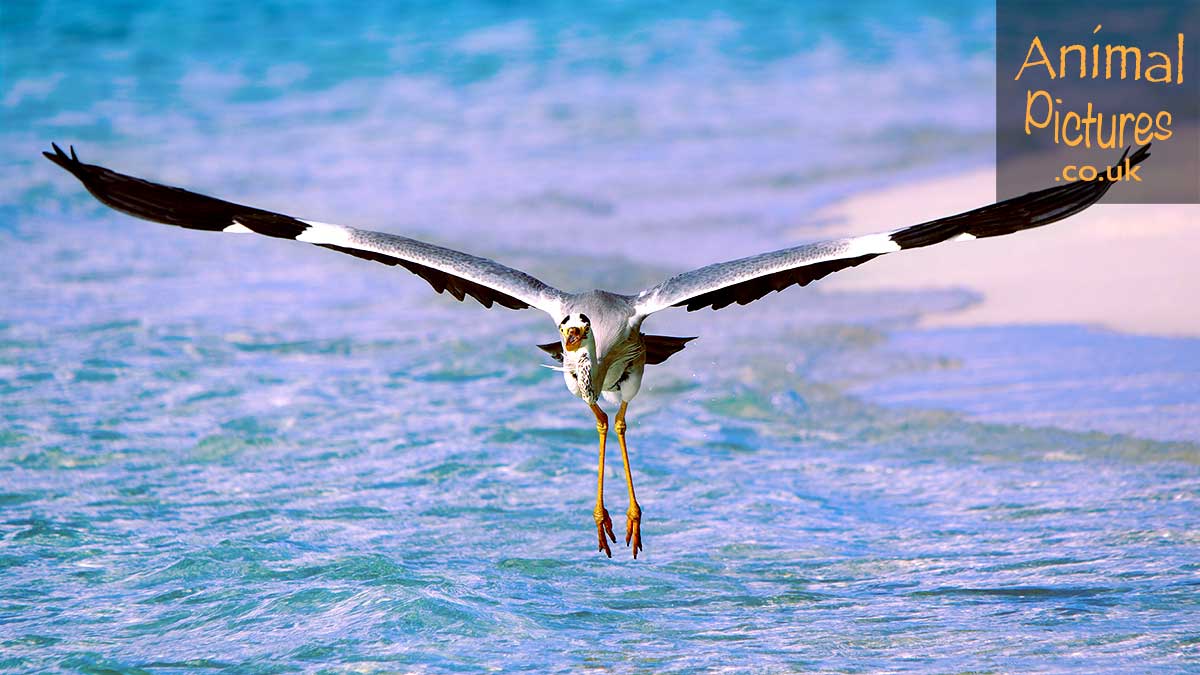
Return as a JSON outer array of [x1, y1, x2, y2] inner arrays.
[[644, 334, 697, 365], [536, 334, 697, 366]]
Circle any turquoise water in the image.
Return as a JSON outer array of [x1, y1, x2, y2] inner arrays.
[[2, 2, 1198, 672]]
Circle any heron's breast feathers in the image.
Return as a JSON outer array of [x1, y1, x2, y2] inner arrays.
[[564, 353, 594, 403]]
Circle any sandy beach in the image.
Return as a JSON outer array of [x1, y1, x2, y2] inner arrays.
[[815, 169, 1200, 337]]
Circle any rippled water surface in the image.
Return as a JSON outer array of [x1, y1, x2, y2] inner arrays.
[[2, 2, 1198, 673]]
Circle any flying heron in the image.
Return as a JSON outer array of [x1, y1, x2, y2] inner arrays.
[[44, 142, 1150, 558]]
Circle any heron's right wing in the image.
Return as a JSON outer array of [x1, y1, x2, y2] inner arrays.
[[44, 144, 569, 316]]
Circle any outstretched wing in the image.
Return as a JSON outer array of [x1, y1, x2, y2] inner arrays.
[[634, 145, 1151, 315], [43, 144, 569, 315]]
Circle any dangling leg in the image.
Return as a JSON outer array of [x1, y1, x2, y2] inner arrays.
[[590, 403, 616, 557], [615, 401, 643, 558]]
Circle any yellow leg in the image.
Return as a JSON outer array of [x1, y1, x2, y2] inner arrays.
[[615, 401, 643, 558], [590, 403, 615, 557]]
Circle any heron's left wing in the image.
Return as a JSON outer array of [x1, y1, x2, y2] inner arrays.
[[43, 144, 568, 315], [633, 145, 1149, 315]]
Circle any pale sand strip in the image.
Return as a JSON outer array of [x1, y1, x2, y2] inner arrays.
[[813, 169, 1200, 337]]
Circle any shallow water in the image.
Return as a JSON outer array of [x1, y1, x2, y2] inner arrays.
[[2, 2, 1199, 673]]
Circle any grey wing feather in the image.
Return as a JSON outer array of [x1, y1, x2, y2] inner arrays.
[[43, 144, 568, 315], [633, 236, 885, 314], [299, 222, 567, 314], [634, 144, 1151, 315]]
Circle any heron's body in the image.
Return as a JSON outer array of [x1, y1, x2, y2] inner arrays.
[[43, 142, 1151, 559], [558, 291, 645, 403], [560, 325, 646, 407]]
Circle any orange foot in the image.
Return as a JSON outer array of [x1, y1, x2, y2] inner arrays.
[[594, 506, 616, 557], [625, 503, 643, 558]]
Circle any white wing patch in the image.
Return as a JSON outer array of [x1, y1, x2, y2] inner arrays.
[[847, 232, 902, 256], [296, 220, 354, 247], [223, 221, 254, 234]]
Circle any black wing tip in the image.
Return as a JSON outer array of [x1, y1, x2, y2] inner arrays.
[[43, 142, 86, 177], [1128, 142, 1151, 167], [1112, 143, 1151, 174], [891, 144, 1153, 251]]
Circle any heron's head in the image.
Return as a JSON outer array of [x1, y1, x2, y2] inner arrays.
[[559, 313, 592, 352]]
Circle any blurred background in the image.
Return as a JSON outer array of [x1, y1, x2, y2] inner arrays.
[[1, 2, 1198, 673]]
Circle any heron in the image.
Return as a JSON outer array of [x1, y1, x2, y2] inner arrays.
[[43, 142, 1150, 558]]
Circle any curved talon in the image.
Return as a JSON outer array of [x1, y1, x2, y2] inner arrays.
[[625, 503, 643, 558], [594, 507, 615, 557]]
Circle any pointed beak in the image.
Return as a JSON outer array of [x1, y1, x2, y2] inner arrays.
[[563, 326, 583, 351]]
